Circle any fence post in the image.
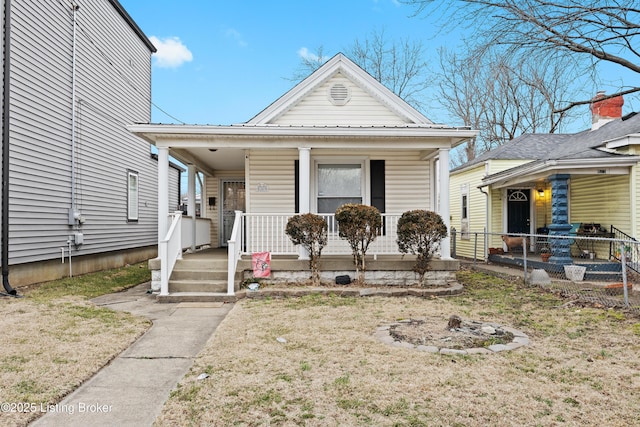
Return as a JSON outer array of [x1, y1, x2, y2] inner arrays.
[[451, 228, 457, 258], [621, 245, 629, 307], [523, 238, 528, 284], [473, 232, 478, 267]]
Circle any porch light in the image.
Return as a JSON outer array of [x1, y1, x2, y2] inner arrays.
[[537, 189, 544, 197]]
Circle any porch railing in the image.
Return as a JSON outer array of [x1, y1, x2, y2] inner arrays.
[[227, 210, 244, 295], [611, 225, 640, 274], [181, 216, 211, 250], [238, 213, 403, 257], [159, 211, 183, 296]]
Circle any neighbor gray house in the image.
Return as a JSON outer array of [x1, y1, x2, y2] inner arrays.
[[1, 0, 180, 288]]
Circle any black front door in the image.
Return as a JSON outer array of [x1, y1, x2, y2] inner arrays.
[[507, 189, 530, 234]]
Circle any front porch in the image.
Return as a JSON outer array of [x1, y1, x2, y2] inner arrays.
[[153, 247, 461, 303], [487, 253, 625, 282]]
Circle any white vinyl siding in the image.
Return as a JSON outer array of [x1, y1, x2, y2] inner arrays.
[[246, 149, 431, 215], [247, 150, 297, 214], [273, 74, 407, 126], [8, 1, 158, 264]]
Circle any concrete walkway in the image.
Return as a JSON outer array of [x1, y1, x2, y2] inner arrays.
[[31, 283, 233, 427]]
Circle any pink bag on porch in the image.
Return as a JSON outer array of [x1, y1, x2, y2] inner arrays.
[[251, 252, 271, 278]]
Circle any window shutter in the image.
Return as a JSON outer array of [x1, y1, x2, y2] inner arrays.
[[370, 160, 385, 213], [370, 160, 385, 234]]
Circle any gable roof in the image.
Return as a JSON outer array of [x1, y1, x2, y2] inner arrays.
[[452, 133, 570, 173], [476, 112, 640, 187], [247, 53, 434, 126], [453, 111, 640, 175]]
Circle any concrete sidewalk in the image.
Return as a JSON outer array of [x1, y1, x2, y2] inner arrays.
[[31, 283, 233, 427]]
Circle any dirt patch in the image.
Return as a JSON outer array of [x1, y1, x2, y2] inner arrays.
[[388, 316, 515, 349]]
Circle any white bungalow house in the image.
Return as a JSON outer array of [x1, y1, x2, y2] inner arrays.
[[129, 54, 477, 297]]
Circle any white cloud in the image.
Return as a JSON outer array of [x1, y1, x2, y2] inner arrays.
[[225, 28, 248, 47], [149, 36, 193, 68], [297, 47, 326, 63]]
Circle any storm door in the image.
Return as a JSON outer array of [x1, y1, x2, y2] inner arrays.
[[507, 189, 531, 234], [221, 179, 245, 246]]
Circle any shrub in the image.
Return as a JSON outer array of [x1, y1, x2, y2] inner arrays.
[[285, 213, 328, 285], [396, 210, 447, 284], [335, 204, 381, 282]]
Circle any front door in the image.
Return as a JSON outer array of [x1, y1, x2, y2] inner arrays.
[[221, 179, 245, 246], [507, 189, 530, 234]]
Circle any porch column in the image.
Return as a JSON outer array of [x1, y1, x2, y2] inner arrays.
[[298, 147, 311, 213], [158, 147, 169, 243], [439, 148, 452, 259], [298, 147, 311, 259], [548, 174, 573, 265], [187, 164, 196, 252]]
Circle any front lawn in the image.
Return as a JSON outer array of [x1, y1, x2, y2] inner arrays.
[[156, 268, 640, 426], [0, 263, 151, 427]]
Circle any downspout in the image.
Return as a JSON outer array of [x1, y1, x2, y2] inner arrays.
[[66, 3, 79, 276], [70, 3, 78, 222], [2, 0, 16, 295]]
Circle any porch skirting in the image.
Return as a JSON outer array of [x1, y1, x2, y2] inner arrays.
[[238, 256, 460, 287]]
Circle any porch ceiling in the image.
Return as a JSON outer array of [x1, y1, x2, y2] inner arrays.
[[129, 123, 479, 175]]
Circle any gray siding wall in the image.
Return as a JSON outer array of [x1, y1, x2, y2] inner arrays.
[[8, 0, 159, 264], [1, 0, 5, 266]]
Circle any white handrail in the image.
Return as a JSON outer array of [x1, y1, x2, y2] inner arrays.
[[239, 213, 402, 256], [159, 211, 183, 296], [227, 210, 243, 295]]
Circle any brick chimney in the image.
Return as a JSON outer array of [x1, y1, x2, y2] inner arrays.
[[590, 91, 624, 130]]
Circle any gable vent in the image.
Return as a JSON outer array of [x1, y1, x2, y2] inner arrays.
[[328, 83, 351, 106]]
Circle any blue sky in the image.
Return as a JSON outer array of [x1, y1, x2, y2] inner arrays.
[[120, 1, 637, 130], [119, 0, 459, 126]]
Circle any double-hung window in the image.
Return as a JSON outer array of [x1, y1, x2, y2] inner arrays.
[[316, 163, 363, 214], [127, 170, 139, 222]]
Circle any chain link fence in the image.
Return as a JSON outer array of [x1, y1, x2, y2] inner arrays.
[[452, 229, 640, 314]]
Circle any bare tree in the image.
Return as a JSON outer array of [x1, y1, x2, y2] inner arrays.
[[289, 29, 432, 111], [439, 44, 579, 164], [404, 0, 640, 113], [289, 46, 329, 82], [347, 29, 431, 110]]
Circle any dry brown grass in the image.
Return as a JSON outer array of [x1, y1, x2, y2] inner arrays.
[[157, 269, 640, 426], [0, 267, 151, 427]]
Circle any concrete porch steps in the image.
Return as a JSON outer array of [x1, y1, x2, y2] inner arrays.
[[165, 256, 240, 298]]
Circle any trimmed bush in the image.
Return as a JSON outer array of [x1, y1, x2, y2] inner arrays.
[[285, 213, 328, 285], [396, 210, 447, 284], [335, 204, 381, 282]]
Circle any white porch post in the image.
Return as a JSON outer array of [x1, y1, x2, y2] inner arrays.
[[187, 164, 196, 252], [158, 147, 169, 243], [298, 147, 311, 259], [438, 147, 452, 259]]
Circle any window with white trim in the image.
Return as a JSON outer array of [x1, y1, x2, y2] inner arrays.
[[316, 163, 363, 213], [460, 183, 469, 239], [127, 170, 139, 221]]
